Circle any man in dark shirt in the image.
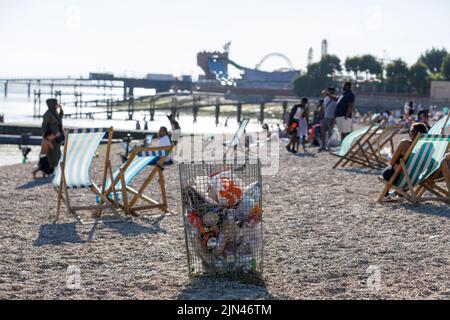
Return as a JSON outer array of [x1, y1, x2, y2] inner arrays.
[[329, 82, 355, 141]]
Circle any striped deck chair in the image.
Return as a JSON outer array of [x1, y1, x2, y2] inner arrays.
[[137, 134, 157, 157], [377, 134, 450, 204], [224, 118, 250, 152], [103, 145, 174, 216], [429, 113, 450, 135], [53, 127, 118, 223], [347, 125, 403, 169], [332, 125, 379, 169]]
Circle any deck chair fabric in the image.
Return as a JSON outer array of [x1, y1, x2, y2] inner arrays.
[[377, 134, 450, 203], [53, 128, 106, 189], [332, 126, 378, 168], [104, 146, 173, 216], [105, 156, 157, 194], [138, 134, 155, 157], [53, 127, 118, 222], [429, 114, 450, 135], [224, 118, 250, 152]]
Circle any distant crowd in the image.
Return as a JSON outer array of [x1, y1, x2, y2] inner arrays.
[[280, 82, 448, 155]]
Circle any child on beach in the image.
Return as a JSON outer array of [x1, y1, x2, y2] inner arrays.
[[296, 106, 309, 153], [286, 97, 309, 153], [32, 129, 59, 179]]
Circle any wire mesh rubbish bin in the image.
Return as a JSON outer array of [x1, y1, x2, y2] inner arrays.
[[179, 160, 263, 276]]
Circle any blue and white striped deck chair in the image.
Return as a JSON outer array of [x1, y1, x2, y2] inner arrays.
[[378, 134, 450, 204], [103, 145, 174, 216], [137, 134, 157, 157], [429, 113, 450, 135], [53, 127, 118, 222]]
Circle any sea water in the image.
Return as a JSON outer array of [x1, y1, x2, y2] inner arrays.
[[0, 86, 279, 166]]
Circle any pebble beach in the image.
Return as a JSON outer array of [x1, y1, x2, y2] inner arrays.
[[0, 139, 449, 300]]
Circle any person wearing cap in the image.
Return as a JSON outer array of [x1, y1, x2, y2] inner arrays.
[[319, 87, 337, 151], [41, 99, 64, 171]]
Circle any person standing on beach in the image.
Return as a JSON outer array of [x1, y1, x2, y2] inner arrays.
[[312, 99, 324, 126], [167, 114, 181, 146], [296, 103, 309, 153], [329, 82, 355, 141], [41, 99, 64, 172], [286, 98, 308, 153], [319, 88, 337, 151]]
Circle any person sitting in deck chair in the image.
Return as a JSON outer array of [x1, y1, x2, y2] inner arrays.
[[147, 126, 174, 165], [382, 122, 428, 183]]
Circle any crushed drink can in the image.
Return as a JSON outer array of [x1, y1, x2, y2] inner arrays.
[[203, 211, 220, 227], [207, 237, 217, 250]]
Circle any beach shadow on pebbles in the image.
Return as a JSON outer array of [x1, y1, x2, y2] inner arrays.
[[393, 203, 450, 219], [294, 152, 316, 158], [102, 215, 168, 237], [338, 167, 381, 176], [16, 177, 53, 190], [33, 216, 167, 246], [176, 276, 274, 300], [33, 222, 86, 246]]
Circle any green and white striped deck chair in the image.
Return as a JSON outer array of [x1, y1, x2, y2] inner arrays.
[[429, 113, 450, 135], [103, 145, 174, 216], [53, 127, 118, 223], [377, 134, 450, 204], [332, 125, 379, 169]]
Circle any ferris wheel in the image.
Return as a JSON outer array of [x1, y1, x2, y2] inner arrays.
[[255, 53, 295, 72]]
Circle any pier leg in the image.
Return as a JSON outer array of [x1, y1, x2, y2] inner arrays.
[[215, 104, 220, 127], [107, 99, 112, 120], [33, 90, 37, 118], [27, 82, 31, 99], [4, 81, 8, 98], [171, 96, 177, 117], [237, 103, 242, 123], [259, 103, 265, 124], [193, 106, 198, 123], [128, 96, 134, 120], [149, 98, 155, 121], [282, 101, 288, 122], [38, 91, 41, 117]]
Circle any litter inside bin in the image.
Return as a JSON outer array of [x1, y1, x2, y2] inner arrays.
[[180, 164, 263, 276]]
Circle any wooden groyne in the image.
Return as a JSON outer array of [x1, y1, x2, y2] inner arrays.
[[0, 123, 155, 143]]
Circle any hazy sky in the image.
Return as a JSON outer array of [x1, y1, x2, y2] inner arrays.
[[1, 0, 449, 78]]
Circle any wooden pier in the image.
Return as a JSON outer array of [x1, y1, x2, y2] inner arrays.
[[0, 123, 155, 142]]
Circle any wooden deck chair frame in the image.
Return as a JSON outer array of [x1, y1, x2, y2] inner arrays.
[[105, 144, 174, 216], [55, 127, 120, 224], [332, 125, 378, 169], [346, 125, 402, 169], [415, 154, 450, 203], [377, 134, 450, 204]]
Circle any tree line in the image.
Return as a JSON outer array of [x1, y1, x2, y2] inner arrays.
[[293, 48, 450, 97]]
